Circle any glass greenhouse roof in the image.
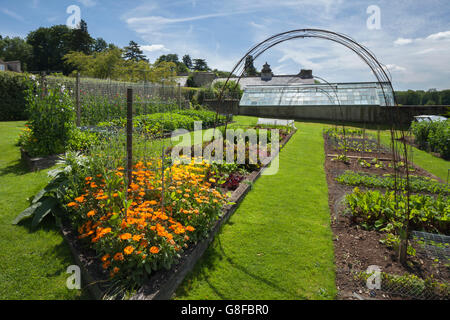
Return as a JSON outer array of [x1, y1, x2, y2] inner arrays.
[[239, 82, 394, 107]]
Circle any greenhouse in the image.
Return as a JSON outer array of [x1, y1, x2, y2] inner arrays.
[[239, 82, 395, 107]]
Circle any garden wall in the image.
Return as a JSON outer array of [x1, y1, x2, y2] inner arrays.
[[238, 105, 449, 126]]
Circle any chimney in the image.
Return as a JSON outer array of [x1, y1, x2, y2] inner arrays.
[[261, 62, 273, 81], [299, 69, 313, 79]]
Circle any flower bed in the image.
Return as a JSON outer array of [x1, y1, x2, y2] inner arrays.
[[60, 127, 296, 299]]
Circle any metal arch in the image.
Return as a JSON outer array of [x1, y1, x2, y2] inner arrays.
[[217, 29, 396, 107], [214, 28, 413, 264]]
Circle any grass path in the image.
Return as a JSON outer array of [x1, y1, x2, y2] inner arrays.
[[0, 121, 90, 299], [174, 122, 336, 300]]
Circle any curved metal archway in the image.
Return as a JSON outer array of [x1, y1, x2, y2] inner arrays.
[[217, 28, 395, 107], [214, 28, 412, 264]]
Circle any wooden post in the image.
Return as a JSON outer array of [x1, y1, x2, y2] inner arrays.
[[75, 72, 81, 127], [178, 83, 182, 109], [126, 88, 133, 187]]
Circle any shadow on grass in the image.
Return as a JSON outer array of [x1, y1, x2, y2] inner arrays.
[[14, 214, 92, 299], [176, 227, 307, 300], [0, 159, 30, 176]]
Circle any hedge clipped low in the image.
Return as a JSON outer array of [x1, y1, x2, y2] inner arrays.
[[0, 71, 33, 121]]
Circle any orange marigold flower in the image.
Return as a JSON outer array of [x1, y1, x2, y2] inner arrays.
[[101, 254, 110, 262], [150, 246, 159, 254], [102, 260, 111, 269], [132, 235, 143, 241], [113, 252, 124, 261], [119, 233, 132, 240], [124, 246, 134, 255], [113, 267, 120, 274], [186, 226, 195, 232], [67, 202, 78, 207], [85, 177, 92, 181], [87, 210, 96, 217]]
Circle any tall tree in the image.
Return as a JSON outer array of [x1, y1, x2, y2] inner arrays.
[[0, 36, 32, 71], [27, 25, 72, 72], [156, 54, 179, 64], [123, 41, 148, 62], [93, 37, 108, 52], [243, 55, 258, 76], [69, 19, 94, 54], [182, 54, 193, 69], [193, 58, 209, 71]]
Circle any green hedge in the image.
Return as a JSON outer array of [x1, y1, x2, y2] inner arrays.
[[0, 71, 33, 121], [411, 120, 450, 159]]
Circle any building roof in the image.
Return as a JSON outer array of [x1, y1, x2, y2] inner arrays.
[[214, 75, 315, 89], [239, 82, 395, 107]]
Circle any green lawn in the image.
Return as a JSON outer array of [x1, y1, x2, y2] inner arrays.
[[363, 128, 449, 181], [0, 121, 90, 299], [174, 121, 336, 300]]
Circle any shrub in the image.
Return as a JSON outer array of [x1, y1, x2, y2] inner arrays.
[[411, 120, 450, 159], [0, 71, 34, 121], [19, 84, 76, 156]]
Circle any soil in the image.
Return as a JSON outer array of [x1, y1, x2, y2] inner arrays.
[[324, 133, 449, 300]]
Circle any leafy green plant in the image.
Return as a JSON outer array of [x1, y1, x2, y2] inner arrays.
[[344, 188, 449, 234], [331, 154, 350, 164], [12, 152, 91, 228], [411, 120, 450, 159], [336, 171, 450, 195], [19, 84, 76, 157]]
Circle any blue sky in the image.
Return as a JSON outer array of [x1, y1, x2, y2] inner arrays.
[[1, 0, 449, 90]]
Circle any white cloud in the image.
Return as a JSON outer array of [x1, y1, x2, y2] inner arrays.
[[141, 44, 170, 52], [121, 1, 450, 90], [1, 8, 24, 22], [77, 0, 97, 7], [394, 38, 413, 45], [426, 30, 450, 41]]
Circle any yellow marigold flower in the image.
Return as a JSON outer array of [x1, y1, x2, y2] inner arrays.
[[124, 246, 134, 255]]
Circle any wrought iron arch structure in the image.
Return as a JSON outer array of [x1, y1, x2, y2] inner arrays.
[[217, 28, 395, 107], [215, 28, 413, 264]]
